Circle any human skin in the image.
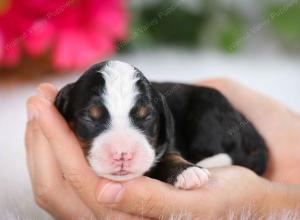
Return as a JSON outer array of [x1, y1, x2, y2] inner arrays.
[[25, 79, 300, 219]]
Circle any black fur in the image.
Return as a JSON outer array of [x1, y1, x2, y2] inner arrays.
[[152, 82, 268, 175]]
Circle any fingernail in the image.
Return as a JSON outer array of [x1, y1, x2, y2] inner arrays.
[[27, 105, 39, 121], [97, 183, 123, 204]]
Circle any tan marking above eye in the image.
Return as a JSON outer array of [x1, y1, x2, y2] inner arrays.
[[136, 105, 149, 119], [88, 105, 102, 119]]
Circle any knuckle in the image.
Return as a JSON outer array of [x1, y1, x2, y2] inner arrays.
[[34, 184, 55, 209], [29, 123, 42, 138], [43, 132, 57, 146], [26, 96, 39, 107], [63, 169, 84, 192]]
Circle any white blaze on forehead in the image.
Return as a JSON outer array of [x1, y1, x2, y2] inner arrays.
[[89, 61, 155, 181], [100, 60, 139, 128]]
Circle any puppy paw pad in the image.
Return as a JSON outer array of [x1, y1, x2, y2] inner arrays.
[[174, 167, 210, 189]]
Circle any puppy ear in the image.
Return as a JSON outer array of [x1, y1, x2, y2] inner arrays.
[[157, 93, 175, 151], [54, 83, 74, 119]]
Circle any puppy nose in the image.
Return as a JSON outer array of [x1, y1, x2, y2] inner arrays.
[[112, 152, 133, 161]]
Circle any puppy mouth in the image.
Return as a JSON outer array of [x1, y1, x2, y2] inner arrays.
[[111, 170, 132, 176], [97, 168, 144, 181]]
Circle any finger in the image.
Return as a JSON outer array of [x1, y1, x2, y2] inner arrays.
[[29, 94, 99, 192], [27, 97, 64, 184], [37, 83, 58, 102], [25, 119, 36, 180], [30, 94, 141, 219], [27, 99, 90, 219]]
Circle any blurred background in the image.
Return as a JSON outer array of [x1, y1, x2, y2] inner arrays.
[[0, 0, 299, 219]]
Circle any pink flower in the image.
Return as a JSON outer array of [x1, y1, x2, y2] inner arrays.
[[0, 0, 128, 71]]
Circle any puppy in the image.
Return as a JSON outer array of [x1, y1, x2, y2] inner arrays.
[[55, 60, 268, 189]]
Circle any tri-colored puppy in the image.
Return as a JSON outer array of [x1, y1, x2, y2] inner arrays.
[[55, 60, 268, 189]]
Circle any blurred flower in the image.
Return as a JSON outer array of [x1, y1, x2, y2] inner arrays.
[[0, 0, 128, 71]]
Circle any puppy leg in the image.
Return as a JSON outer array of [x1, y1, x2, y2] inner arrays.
[[196, 153, 233, 168], [148, 153, 210, 189]]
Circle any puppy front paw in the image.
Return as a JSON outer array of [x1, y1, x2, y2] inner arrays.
[[174, 166, 210, 190]]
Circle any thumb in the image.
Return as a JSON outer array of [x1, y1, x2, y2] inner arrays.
[[97, 176, 197, 219]]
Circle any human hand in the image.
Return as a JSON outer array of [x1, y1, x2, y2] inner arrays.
[[25, 84, 147, 220]]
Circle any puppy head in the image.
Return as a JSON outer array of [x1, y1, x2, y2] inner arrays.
[[55, 60, 174, 181]]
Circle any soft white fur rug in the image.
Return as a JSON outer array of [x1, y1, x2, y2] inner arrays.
[[1, 50, 299, 219]]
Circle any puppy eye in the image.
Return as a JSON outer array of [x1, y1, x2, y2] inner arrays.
[[136, 106, 149, 119], [88, 105, 102, 120]]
